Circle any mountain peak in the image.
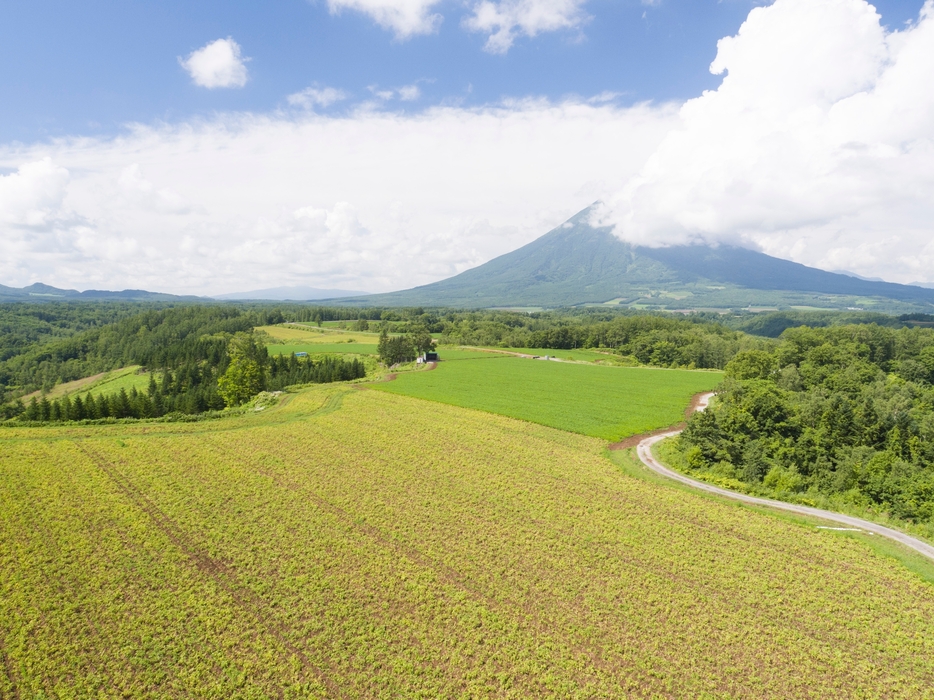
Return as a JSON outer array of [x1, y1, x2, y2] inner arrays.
[[338, 207, 934, 312]]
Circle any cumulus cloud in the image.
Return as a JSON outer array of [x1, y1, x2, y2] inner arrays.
[[179, 38, 250, 89], [0, 158, 70, 227], [287, 86, 349, 109], [596, 0, 934, 284], [0, 100, 675, 294], [326, 0, 443, 38], [464, 0, 589, 53]]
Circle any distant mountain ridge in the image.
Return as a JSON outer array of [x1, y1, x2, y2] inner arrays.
[[335, 206, 934, 312], [0, 283, 201, 302]]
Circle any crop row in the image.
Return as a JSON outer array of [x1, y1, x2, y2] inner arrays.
[[2, 386, 934, 697]]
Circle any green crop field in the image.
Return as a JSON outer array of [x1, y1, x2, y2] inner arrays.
[[374, 356, 721, 440], [2, 386, 934, 697]]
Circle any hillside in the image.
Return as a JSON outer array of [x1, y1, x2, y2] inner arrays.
[[340, 207, 934, 312]]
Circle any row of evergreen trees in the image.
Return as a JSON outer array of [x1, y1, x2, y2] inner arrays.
[[19, 383, 225, 422], [266, 353, 366, 391], [12, 351, 366, 423]]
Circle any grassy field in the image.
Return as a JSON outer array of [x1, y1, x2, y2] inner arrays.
[[23, 365, 153, 401], [2, 386, 934, 697], [374, 356, 721, 440]]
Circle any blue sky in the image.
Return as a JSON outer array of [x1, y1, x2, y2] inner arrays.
[[0, 0, 920, 141], [0, 0, 932, 295]]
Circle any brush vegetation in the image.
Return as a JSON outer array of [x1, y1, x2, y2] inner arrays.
[[675, 323, 934, 538]]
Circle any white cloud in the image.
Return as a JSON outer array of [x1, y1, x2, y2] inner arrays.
[[179, 38, 250, 89], [116, 164, 189, 213], [464, 0, 589, 54], [0, 158, 70, 227], [0, 100, 676, 294], [287, 86, 349, 109], [595, 0, 934, 284], [326, 0, 443, 38], [369, 83, 422, 101], [6, 0, 932, 296], [397, 84, 421, 101]]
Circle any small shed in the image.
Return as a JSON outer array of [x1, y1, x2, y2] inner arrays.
[[422, 351, 440, 362], [295, 351, 308, 357]]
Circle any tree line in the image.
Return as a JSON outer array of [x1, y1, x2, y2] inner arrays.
[[678, 323, 934, 533]]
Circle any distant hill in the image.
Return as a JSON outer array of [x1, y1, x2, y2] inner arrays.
[[335, 206, 934, 312], [212, 286, 369, 301], [0, 283, 201, 302]]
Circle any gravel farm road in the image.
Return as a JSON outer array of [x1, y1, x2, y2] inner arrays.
[[637, 392, 934, 564]]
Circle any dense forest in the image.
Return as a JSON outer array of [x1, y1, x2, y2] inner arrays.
[[676, 323, 934, 536], [0, 301, 169, 362]]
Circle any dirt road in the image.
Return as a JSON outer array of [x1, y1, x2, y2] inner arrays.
[[636, 393, 934, 563]]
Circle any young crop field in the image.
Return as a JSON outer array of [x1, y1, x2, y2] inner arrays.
[[259, 324, 385, 357], [258, 324, 381, 345], [374, 356, 721, 440], [266, 342, 380, 356], [2, 386, 934, 698]]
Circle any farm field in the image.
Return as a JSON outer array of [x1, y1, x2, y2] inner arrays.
[[259, 324, 381, 345], [259, 324, 383, 357], [266, 342, 380, 356], [495, 346, 628, 363], [3, 385, 934, 697], [374, 356, 721, 440], [22, 365, 152, 402]]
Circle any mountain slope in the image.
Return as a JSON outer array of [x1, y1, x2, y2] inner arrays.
[[339, 207, 934, 311]]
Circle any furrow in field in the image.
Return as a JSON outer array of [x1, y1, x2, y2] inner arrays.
[[72, 442, 343, 699]]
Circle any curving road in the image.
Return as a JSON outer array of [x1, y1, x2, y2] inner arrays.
[[636, 392, 934, 563]]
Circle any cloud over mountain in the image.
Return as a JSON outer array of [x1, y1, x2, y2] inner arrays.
[[596, 0, 934, 284], [0, 101, 674, 294], [2, 0, 932, 296]]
